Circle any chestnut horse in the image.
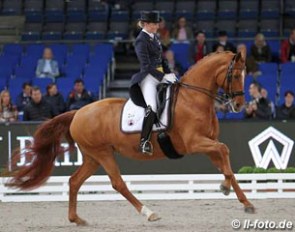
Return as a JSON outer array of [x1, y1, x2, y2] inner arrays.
[[7, 49, 255, 225]]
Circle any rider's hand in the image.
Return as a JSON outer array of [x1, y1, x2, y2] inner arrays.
[[163, 73, 178, 83]]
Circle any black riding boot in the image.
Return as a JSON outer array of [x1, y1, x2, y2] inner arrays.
[[139, 106, 156, 155]]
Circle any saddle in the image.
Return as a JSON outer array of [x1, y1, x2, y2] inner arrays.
[[121, 83, 174, 133], [121, 83, 184, 159]]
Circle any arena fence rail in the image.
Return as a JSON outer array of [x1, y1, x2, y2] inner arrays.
[[0, 174, 294, 202]]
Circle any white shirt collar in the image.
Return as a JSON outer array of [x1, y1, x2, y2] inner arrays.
[[142, 29, 154, 39]]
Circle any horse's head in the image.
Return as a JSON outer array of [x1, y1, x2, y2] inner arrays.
[[217, 48, 246, 112]]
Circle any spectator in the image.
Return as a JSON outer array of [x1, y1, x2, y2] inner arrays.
[[216, 44, 225, 52], [237, 43, 261, 78], [280, 28, 295, 63], [189, 31, 210, 64], [261, 88, 275, 118], [164, 50, 184, 76], [276, 90, 295, 120], [171, 16, 193, 42], [212, 31, 236, 53], [23, 86, 55, 121], [244, 82, 272, 120], [250, 33, 272, 63], [157, 17, 171, 51], [35, 47, 60, 80], [0, 90, 18, 122], [16, 82, 32, 111], [66, 78, 93, 110], [43, 83, 66, 115]]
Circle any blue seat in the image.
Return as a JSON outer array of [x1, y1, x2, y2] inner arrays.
[[280, 63, 295, 104], [32, 77, 53, 93], [14, 66, 35, 80], [196, 0, 216, 20], [44, 11, 65, 23], [25, 11, 43, 23], [0, 65, 13, 80], [110, 10, 129, 21], [25, 44, 45, 57], [0, 54, 20, 67], [2, 0, 22, 15], [88, 55, 109, 73], [239, 0, 259, 19], [261, 0, 280, 19], [170, 43, 190, 71], [83, 79, 101, 98], [94, 43, 114, 61], [0, 77, 7, 90], [85, 31, 105, 40], [285, 0, 295, 17], [21, 32, 41, 41], [267, 40, 280, 62], [56, 78, 73, 98], [216, 111, 226, 120], [259, 63, 278, 75], [66, 54, 87, 67], [2, 44, 23, 56], [64, 31, 84, 40], [84, 65, 105, 81], [217, 0, 238, 20], [225, 111, 245, 120], [32, 77, 52, 88], [42, 32, 63, 40], [63, 61, 84, 79], [255, 63, 278, 102], [70, 43, 90, 58], [67, 12, 87, 22]]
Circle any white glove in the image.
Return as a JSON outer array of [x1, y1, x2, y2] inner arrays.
[[163, 73, 178, 83]]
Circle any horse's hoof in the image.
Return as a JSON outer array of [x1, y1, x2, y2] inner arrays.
[[148, 213, 161, 222], [244, 205, 255, 214], [220, 184, 230, 196], [74, 218, 88, 226]]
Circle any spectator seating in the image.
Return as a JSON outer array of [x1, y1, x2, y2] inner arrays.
[[256, 63, 278, 103], [279, 63, 295, 104], [0, 42, 114, 103]]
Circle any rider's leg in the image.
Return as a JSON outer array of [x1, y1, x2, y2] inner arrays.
[[139, 74, 159, 155]]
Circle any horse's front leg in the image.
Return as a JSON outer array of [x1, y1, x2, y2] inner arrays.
[[190, 137, 255, 213]]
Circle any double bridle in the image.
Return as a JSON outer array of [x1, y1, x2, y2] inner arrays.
[[178, 54, 245, 104]]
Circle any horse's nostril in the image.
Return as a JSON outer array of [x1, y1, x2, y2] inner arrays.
[[236, 103, 240, 108]]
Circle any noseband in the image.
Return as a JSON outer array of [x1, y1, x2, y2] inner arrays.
[[178, 54, 245, 103]]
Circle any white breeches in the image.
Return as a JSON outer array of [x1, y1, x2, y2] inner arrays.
[[139, 74, 165, 112]]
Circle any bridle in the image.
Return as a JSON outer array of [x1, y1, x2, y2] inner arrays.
[[178, 54, 245, 104]]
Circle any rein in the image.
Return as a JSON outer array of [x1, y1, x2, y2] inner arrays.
[[177, 54, 245, 104]]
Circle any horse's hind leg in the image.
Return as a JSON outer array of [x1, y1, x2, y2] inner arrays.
[[97, 149, 161, 221], [68, 154, 100, 226]]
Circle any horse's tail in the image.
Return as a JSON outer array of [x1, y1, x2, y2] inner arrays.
[[6, 110, 77, 190]]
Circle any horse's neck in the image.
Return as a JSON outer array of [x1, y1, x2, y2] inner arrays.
[[178, 63, 219, 107]]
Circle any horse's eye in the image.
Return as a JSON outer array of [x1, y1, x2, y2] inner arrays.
[[234, 74, 240, 79]]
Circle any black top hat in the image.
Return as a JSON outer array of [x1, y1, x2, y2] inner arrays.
[[139, 11, 161, 23], [218, 30, 228, 36]]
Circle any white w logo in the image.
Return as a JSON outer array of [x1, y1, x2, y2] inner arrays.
[[248, 127, 294, 169]]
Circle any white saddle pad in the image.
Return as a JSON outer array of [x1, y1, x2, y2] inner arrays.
[[121, 86, 172, 133]]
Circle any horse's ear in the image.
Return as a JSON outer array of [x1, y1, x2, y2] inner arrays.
[[235, 52, 242, 62], [235, 45, 247, 62]]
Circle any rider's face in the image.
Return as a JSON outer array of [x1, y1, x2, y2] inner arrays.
[[145, 22, 159, 34]]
